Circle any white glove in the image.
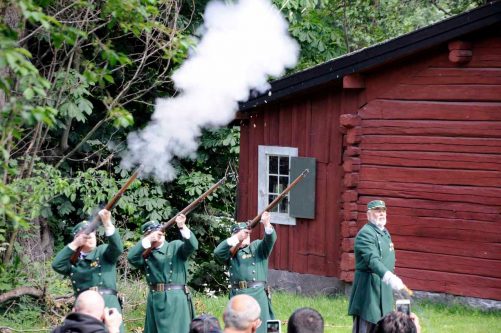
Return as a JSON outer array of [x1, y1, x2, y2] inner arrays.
[[383, 271, 405, 291]]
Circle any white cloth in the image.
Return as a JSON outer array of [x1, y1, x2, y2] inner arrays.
[[383, 271, 404, 291], [104, 225, 116, 237], [264, 225, 274, 234], [141, 238, 164, 249], [141, 237, 152, 249], [179, 227, 191, 239], [227, 235, 240, 247]]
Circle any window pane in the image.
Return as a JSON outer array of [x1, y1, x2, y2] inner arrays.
[[279, 176, 289, 192], [280, 195, 289, 213], [279, 156, 289, 175], [269, 156, 278, 174], [268, 195, 279, 212], [268, 176, 278, 194]]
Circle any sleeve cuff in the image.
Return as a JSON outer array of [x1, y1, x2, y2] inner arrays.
[[180, 227, 191, 239], [105, 226, 116, 237], [68, 243, 78, 251], [227, 235, 239, 247], [264, 226, 274, 234], [141, 238, 152, 249]]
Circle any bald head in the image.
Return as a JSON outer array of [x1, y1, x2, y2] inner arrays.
[[223, 294, 261, 331], [73, 290, 105, 321]]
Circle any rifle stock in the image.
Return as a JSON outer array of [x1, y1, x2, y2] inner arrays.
[[142, 174, 228, 259], [229, 169, 309, 257], [70, 165, 143, 264]]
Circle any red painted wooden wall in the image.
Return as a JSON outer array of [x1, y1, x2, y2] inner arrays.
[[341, 32, 501, 300], [238, 90, 345, 277], [238, 30, 501, 300]]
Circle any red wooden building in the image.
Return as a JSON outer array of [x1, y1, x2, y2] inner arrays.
[[236, 2, 501, 301]]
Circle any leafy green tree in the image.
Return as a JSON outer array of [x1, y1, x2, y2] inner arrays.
[[274, 0, 486, 70], [0, 0, 235, 294]]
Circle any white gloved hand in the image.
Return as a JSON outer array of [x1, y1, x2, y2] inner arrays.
[[383, 271, 405, 291]]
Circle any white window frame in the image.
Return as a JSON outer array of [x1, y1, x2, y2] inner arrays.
[[258, 145, 298, 226]]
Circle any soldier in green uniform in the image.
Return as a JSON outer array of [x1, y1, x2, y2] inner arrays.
[[348, 200, 408, 333], [214, 211, 276, 333], [127, 213, 198, 333], [52, 209, 124, 332]]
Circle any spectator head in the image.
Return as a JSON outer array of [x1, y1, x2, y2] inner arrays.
[[190, 314, 222, 333], [73, 290, 105, 321], [223, 294, 261, 332], [287, 307, 324, 333], [375, 311, 417, 333]]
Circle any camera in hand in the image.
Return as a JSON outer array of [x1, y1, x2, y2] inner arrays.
[[395, 299, 411, 315], [266, 319, 281, 333]]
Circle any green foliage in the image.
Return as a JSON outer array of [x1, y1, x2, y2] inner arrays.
[[274, 0, 485, 71], [53, 69, 93, 124], [187, 213, 233, 292], [0, 256, 26, 292]]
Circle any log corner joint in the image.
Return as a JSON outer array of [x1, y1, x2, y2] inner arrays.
[[448, 40, 472, 65], [343, 73, 365, 89]]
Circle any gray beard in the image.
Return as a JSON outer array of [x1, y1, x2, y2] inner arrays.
[[370, 218, 386, 229]]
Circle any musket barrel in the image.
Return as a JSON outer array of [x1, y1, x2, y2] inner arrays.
[[248, 168, 309, 228], [229, 168, 309, 257], [70, 165, 142, 264], [142, 174, 228, 258]]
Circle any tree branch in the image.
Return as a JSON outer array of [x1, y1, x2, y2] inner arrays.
[[55, 117, 109, 168]]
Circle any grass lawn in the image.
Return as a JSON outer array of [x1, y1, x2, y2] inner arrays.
[[1, 290, 500, 332], [124, 291, 501, 333]]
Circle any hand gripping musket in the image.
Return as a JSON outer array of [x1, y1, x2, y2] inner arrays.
[[229, 169, 309, 257], [142, 174, 229, 259], [70, 165, 143, 264], [404, 286, 414, 297]]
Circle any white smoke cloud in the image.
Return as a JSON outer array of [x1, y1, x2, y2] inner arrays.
[[122, 0, 299, 181]]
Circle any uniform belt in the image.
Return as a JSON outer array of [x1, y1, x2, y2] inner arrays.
[[150, 283, 187, 292], [231, 281, 267, 289], [81, 287, 117, 296]]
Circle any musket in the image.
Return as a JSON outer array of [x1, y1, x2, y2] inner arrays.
[[142, 174, 229, 259], [70, 165, 143, 264], [229, 168, 309, 257]]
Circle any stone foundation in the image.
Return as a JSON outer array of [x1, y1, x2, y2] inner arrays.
[[268, 269, 347, 296], [269, 269, 501, 311]]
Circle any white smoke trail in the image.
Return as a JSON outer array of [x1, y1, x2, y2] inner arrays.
[[122, 0, 299, 181]]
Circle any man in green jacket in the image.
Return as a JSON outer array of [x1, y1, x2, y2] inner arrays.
[[348, 200, 409, 333], [127, 213, 198, 333], [214, 211, 276, 333], [52, 209, 124, 332]]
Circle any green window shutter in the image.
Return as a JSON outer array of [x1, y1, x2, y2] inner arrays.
[[289, 157, 316, 219]]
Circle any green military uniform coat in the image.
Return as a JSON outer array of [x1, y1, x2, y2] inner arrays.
[[127, 231, 198, 333], [214, 229, 277, 333], [52, 231, 124, 331], [348, 222, 396, 324]]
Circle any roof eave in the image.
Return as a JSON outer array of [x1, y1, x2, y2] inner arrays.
[[238, 1, 501, 112]]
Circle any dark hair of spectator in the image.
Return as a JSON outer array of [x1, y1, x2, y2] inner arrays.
[[287, 307, 324, 333], [189, 314, 222, 333], [375, 311, 417, 333]]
